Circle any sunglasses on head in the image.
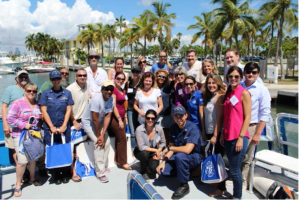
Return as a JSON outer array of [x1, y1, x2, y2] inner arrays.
[[116, 77, 125, 81], [245, 70, 258, 75], [89, 56, 99, 59], [77, 74, 87, 77], [61, 72, 69, 75], [103, 86, 114, 92], [139, 60, 146, 64], [26, 89, 37, 94], [185, 82, 194, 86], [146, 117, 156, 121], [228, 75, 240, 79], [157, 75, 166, 79], [175, 73, 184, 76]]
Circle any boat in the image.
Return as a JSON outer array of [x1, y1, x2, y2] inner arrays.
[[0, 113, 298, 199], [24, 63, 55, 73], [0, 66, 15, 75]]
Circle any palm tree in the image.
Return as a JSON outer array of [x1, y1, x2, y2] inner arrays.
[[176, 32, 182, 41], [188, 12, 213, 58], [25, 34, 36, 53], [120, 30, 136, 68], [76, 23, 96, 54], [104, 24, 117, 66], [163, 37, 173, 56], [211, 0, 256, 52], [95, 22, 107, 65], [115, 15, 127, 54], [172, 38, 180, 55], [143, 1, 176, 50]]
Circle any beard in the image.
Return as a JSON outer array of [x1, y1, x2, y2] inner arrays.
[[60, 78, 69, 88], [19, 81, 28, 86]]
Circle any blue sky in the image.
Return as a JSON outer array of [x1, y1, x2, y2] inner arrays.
[[0, 0, 298, 53]]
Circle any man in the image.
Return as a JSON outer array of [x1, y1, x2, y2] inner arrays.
[[183, 49, 204, 83], [156, 105, 204, 199], [240, 62, 271, 190], [81, 80, 115, 183], [66, 68, 90, 182], [150, 51, 168, 73], [38, 67, 70, 98], [85, 50, 108, 97], [1, 70, 30, 168]]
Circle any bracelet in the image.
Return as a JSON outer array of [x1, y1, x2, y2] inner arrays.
[[239, 135, 244, 139], [163, 157, 169, 162]]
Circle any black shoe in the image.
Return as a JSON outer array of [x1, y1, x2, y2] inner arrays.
[[171, 183, 190, 199], [62, 176, 69, 184], [142, 173, 150, 181], [38, 169, 48, 177], [55, 177, 62, 185]]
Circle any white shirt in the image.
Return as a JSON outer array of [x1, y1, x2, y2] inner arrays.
[[135, 88, 161, 124], [85, 67, 108, 96], [183, 60, 204, 82], [241, 80, 271, 123], [66, 81, 90, 120]]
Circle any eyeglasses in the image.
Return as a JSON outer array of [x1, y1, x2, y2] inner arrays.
[[132, 70, 140, 73], [26, 90, 37, 94], [228, 75, 240, 79], [19, 76, 29, 79], [185, 82, 194, 86], [61, 72, 69, 75], [116, 77, 125, 81], [139, 60, 146, 64], [159, 55, 167, 58], [77, 74, 87, 77], [175, 73, 185, 77], [245, 70, 258, 75], [89, 56, 99, 59], [103, 86, 114, 92], [51, 77, 62, 81], [146, 117, 156, 121], [157, 75, 166, 79]]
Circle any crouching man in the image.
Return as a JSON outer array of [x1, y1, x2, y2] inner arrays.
[[156, 105, 204, 199], [81, 80, 115, 183]]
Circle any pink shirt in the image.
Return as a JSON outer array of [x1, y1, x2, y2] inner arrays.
[[113, 87, 126, 119], [223, 85, 249, 141]]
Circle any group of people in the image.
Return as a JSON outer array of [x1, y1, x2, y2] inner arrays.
[[1, 48, 271, 199]]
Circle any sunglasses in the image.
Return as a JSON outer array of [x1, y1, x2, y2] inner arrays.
[[103, 86, 114, 92], [157, 75, 166, 79], [116, 77, 125, 81], [132, 70, 140, 73], [146, 117, 156, 121], [139, 60, 146, 64], [77, 74, 87, 77], [19, 76, 29, 79], [245, 70, 258, 75], [159, 55, 167, 58], [228, 75, 240, 79], [185, 82, 194, 86], [26, 90, 37, 94], [175, 73, 185, 77], [89, 56, 99, 59], [61, 72, 69, 75]]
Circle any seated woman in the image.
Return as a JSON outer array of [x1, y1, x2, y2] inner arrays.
[[134, 109, 166, 181], [7, 82, 42, 197]]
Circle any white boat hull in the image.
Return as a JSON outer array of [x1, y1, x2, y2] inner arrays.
[[26, 67, 55, 73]]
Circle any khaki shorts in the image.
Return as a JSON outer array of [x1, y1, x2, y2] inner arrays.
[[5, 134, 15, 149], [13, 137, 28, 164]]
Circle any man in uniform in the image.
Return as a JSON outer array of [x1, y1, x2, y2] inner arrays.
[[156, 105, 203, 199]]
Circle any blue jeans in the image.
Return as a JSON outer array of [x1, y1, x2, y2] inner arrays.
[[127, 111, 139, 149], [224, 137, 248, 199]]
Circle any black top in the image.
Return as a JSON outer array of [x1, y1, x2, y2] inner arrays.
[[125, 77, 142, 111]]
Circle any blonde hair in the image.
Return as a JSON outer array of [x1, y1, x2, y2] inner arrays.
[[24, 82, 38, 91], [202, 59, 218, 76], [136, 56, 145, 67]]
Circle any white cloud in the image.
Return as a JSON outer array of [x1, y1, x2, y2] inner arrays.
[[0, 0, 117, 53], [137, 0, 157, 6]]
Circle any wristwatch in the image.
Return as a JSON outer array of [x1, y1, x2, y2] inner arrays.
[[167, 145, 171, 151], [239, 135, 244, 139]]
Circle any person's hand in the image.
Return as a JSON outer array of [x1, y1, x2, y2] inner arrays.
[[210, 135, 217, 145], [24, 123, 33, 130], [3, 122, 11, 135], [118, 120, 124, 129], [96, 135, 105, 149], [235, 137, 243, 152], [74, 121, 81, 130], [139, 110, 145, 117], [162, 147, 168, 155], [251, 134, 260, 145], [58, 125, 67, 134], [50, 126, 58, 134], [156, 162, 165, 175], [125, 117, 128, 126], [220, 133, 224, 147]]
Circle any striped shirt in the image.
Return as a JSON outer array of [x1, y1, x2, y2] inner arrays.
[[7, 97, 41, 138]]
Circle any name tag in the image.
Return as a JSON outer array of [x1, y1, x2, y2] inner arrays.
[[127, 88, 133, 93], [230, 95, 239, 106], [207, 102, 213, 108], [178, 89, 183, 95]]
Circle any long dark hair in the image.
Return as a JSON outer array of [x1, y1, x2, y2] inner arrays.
[[203, 74, 225, 106], [115, 71, 125, 79], [224, 66, 243, 103], [145, 109, 157, 127]]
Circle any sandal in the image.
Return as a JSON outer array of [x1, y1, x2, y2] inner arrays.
[[29, 179, 42, 186], [71, 175, 82, 182], [14, 188, 22, 197]]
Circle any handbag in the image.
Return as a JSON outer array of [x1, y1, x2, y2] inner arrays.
[[45, 133, 73, 169], [201, 142, 228, 184], [70, 126, 88, 144], [75, 141, 96, 179], [22, 130, 45, 162]]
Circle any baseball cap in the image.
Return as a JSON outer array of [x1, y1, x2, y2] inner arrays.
[[102, 80, 114, 88], [131, 66, 141, 72], [49, 69, 62, 79], [16, 70, 29, 78], [172, 105, 187, 115]]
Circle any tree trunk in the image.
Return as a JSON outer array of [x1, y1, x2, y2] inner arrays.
[[278, 8, 285, 80], [109, 39, 111, 67], [159, 29, 163, 50], [219, 38, 222, 67], [251, 36, 254, 62], [234, 32, 239, 52], [204, 39, 207, 58], [130, 44, 133, 68], [266, 24, 274, 65], [101, 41, 104, 68], [113, 39, 115, 58], [143, 36, 146, 56], [120, 26, 122, 55], [248, 43, 250, 61]]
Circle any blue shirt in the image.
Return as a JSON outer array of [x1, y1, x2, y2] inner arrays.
[[150, 63, 168, 73], [170, 120, 205, 154], [186, 90, 204, 129]]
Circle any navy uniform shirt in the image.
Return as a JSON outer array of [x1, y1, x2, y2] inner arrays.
[[39, 87, 74, 144], [186, 90, 203, 129], [169, 120, 205, 155]]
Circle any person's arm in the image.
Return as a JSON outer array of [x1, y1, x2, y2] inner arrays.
[[156, 96, 163, 116], [41, 105, 57, 134], [70, 112, 81, 130], [199, 105, 206, 141], [168, 143, 195, 155], [112, 94, 124, 129], [107, 69, 113, 80], [210, 95, 224, 145], [157, 142, 175, 175], [92, 111, 101, 137], [2, 103, 11, 135], [133, 90, 145, 117], [235, 90, 252, 152], [6, 102, 32, 130], [58, 105, 72, 133]]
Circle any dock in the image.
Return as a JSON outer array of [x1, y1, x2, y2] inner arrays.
[[277, 90, 298, 106]]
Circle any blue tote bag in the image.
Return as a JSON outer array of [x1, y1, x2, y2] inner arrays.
[[70, 126, 87, 144], [201, 142, 228, 184], [46, 133, 72, 169], [22, 130, 45, 162]]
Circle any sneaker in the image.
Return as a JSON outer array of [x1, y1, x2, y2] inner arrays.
[[99, 175, 109, 183], [142, 173, 150, 182]]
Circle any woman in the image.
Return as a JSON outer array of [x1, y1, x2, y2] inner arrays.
[[7, 83, 42, 197], [135, 56, 150, 75], [174, 66, 188, 108], [133, 72, 163, 125], [40, 70, 74, 185], [108, 57, 129, 88], [125, 66, 142, 148], [221, 66, 251, 199], [184, 76, 205, 140], [201, 59, 219, 83], [108, 72, 132, 170], [134, 109, 166, 181], [202, 74, 227, 197], [154, 69, 174, 144]]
